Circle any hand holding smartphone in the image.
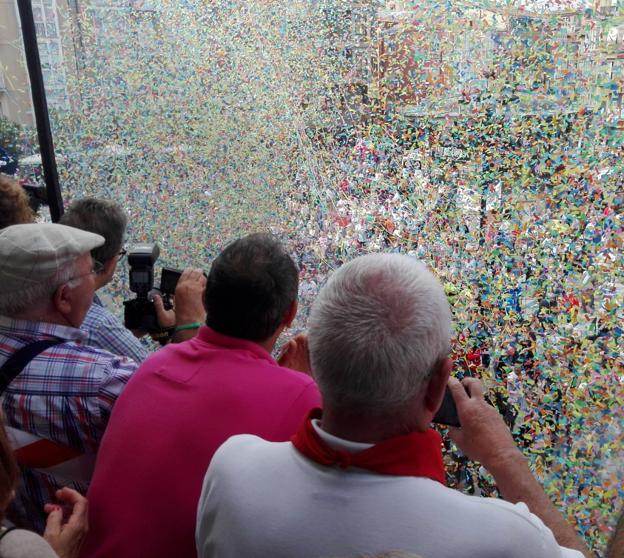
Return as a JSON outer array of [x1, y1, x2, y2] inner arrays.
[[433, 385, 463, 427]]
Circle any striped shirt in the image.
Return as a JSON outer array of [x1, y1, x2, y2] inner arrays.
[[0, 316, 138, 532], [81, 296, 149, 364]]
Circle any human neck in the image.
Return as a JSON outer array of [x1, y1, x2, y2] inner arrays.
[[320, 407, 426, 444], [256, 325, 285, 354], [94, 275, 108, 291]]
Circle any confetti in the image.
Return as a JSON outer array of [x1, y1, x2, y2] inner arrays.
[[38, 1, 624, 554]]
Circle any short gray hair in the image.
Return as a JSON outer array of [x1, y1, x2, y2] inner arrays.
[[308, 254, 452, 414], [0, 258, 82, 316], [59, 198, 127, 264]]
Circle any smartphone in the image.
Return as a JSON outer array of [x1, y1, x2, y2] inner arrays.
[[432, 385, 461, 427]]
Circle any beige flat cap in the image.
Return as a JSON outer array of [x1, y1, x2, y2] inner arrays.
[[0, 223, 104, 294]]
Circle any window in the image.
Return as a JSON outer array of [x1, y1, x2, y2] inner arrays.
[[7, 9, 624, 558], [46, 22, 57, 38]]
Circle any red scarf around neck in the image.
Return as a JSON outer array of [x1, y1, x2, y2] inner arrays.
[[291, 408, 446, 485]]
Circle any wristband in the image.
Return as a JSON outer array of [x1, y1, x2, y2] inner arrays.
[[174, 322, 202, 332]]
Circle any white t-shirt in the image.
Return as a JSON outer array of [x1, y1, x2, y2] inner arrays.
[[196, 433, 584, 558]]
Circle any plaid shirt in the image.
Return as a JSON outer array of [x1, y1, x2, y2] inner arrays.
[[81, 296, 149, 364], [0, 316, 138, 532]]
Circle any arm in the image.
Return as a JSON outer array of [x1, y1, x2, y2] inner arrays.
[[607, 508, 624, 558], [95, 307, 149, 363], [447, 377, 592, 558], [97, 356, 137, 426]]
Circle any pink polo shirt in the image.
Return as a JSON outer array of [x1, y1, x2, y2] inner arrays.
[[81, 326, 321, 558]]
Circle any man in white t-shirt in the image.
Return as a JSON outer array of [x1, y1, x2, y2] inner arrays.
[[196, 254, 590, 558]]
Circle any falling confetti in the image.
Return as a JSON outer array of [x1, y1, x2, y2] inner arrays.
[[32, 0, 624, 554]]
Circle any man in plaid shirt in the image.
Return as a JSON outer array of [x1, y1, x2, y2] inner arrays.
[[0, 223, 139, 532]]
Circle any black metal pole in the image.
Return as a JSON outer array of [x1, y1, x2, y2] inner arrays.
[[16, 0, 64, 221]]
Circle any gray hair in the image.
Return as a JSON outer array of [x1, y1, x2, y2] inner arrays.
[[59, 198, 127, 264], [0, 258, 82, 316], [308, 253, 452, 414]]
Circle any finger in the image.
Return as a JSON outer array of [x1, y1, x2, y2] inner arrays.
[[298, 335, 308, 352], [184, 270, 198, 281], [277, 340, 295, 365], [180, 268, 193, 280], [152, 295, 169, 321], [43, 507, 63, 537], [55, 487, 82, 504], [295, 335, 309, 356], [64, 496, 89, 529], [292, 333, 308, 344], [187, 268, 204, 281], [277, 340, 291, 361], [461, 377, 484, 399], [448, 376, 470, 405]]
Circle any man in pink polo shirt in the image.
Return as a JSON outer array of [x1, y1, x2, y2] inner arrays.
[[81, 233, 320, 558]]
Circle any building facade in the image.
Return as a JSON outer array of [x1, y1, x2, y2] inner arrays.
[[0, 0, 74, 128]]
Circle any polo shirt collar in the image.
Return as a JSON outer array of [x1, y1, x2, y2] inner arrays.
[[311, 418, 374, 452], [197, 326, 276, 364]]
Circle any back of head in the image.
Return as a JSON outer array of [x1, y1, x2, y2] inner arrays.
[[59, 198, 127, 264], [308, 253, 452, 415], [0, 175, 35, 229], [205, 233, 298, 342]]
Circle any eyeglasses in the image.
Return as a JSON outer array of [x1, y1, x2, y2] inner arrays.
[[92, 260, 105, 275], [118, 248, 128, 260], [66, 260, 105, 286]]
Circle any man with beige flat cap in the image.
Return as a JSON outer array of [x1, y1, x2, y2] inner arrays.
[[0, 223, 139, 532]]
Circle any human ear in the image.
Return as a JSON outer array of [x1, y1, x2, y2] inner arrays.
[[282, 300, 298, 328], [53, 283, 73, 317]]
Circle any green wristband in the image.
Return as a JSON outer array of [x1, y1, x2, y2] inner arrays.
[[174, 322, 202, 332]]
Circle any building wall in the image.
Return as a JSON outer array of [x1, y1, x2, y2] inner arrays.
[[32, 0, 71, 111], [0, 0, 76, 128], [0, 0, 35, 126]]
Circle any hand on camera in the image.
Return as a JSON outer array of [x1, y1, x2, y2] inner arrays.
[[447, 377, 524, 471], [173, 268, 207, 326], [153, 294, 176, 330], [152, 268, 207, 331], [43, 488, 88, 558]]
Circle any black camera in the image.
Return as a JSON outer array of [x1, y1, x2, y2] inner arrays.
[[123, 243, 183, 331]]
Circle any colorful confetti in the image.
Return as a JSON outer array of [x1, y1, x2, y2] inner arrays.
[[34, 0, 624, 554]]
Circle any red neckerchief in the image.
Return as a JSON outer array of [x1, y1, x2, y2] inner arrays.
[[291, 408, 446, 485]]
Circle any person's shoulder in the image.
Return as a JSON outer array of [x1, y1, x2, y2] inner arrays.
[[215, 433, 277, 454], [81, 299, 110, 327], [0, 529, 57, 558], [211, 434, 288, 471], [67, 340, 139, 379], [266, 360, 318, 389], [445, 492, 564, 540]]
